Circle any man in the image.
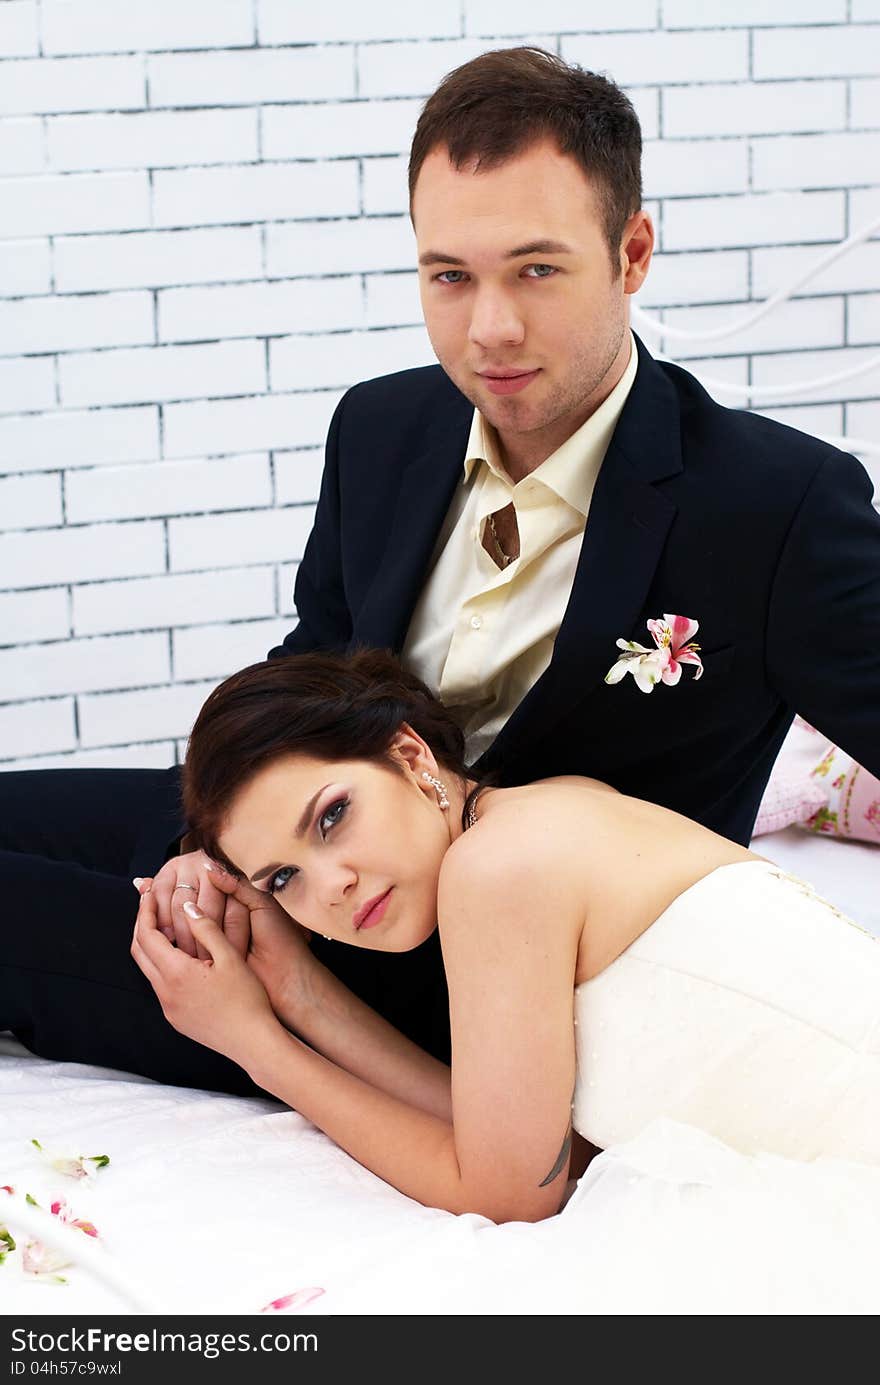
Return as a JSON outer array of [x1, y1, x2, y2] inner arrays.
[[2, 49, 879, 1087]]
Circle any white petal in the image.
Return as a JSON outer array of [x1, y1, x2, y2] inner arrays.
[[605, 660, 631, 684]]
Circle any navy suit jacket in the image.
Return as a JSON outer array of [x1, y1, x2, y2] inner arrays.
[[273, 334, 880, 848]]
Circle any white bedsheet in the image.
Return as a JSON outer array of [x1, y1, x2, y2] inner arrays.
[[2, 828, 877, 1317]]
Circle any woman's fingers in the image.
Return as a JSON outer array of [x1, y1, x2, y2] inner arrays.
[[181, 901, 235, 965], [147, 865, 198, 958], [204, 861, 272, 913], [130, 885, 173, 989], [221, 894, 252, 960]]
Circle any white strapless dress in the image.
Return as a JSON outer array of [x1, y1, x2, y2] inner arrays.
[[573, 860, 880, 1163]]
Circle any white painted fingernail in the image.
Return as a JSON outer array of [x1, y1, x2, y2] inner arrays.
[[183, 901, 202, 919], [132, 877, 144, 890]]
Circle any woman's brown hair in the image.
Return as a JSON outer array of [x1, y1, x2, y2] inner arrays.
[[183, 648, 476, 869], [408, 46, 642, 271]]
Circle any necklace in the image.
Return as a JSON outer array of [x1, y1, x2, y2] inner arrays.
[[464, 789, 482, 830], [486, 510, 515, 569]]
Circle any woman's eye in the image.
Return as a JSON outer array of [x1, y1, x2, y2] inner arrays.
[[319, 798, 349, 837], [436, 269, 467, 284], [524, 263, 556, 279], [270, 866, 297, 895]]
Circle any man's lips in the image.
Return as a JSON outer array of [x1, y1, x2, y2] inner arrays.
[[477, 368, 540, 396], [353, 888, 393, 931]]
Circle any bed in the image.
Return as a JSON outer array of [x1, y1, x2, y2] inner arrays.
[[1, 824, 878, 1318]]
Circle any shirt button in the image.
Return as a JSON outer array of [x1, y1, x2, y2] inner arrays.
[[470, 615, 483, 630]]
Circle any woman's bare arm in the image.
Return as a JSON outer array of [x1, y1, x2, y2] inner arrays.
[[285, 955, 452, 1122], [135, 826, 582, 1222], [235, 831, 583, 1222]]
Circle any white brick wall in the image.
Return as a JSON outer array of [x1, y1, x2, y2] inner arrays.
[[0, 2, 877, 768]]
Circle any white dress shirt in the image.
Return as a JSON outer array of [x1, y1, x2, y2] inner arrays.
[[402, 334, 639, 762]]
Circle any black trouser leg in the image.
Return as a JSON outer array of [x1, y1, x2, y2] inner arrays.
[[0, 766, 258, 1092], [0, 847, 260, 1093], [0, 766, 187, 877]]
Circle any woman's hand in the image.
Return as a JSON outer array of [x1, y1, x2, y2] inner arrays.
[[130, 883, 279, 1067], [198, 864, 319, 1030], [137, 849, 251, 962]]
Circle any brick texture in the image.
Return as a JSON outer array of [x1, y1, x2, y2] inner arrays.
[[0, 2, 877, 763]]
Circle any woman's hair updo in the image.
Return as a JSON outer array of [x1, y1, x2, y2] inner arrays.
[[183, 647, 472, 866]]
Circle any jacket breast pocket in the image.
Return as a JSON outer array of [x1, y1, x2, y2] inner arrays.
[[601, 642, 737, 718]]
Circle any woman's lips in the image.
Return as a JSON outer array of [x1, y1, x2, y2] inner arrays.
[[354, 888, 393, 931], [479, 369, 540, 396]]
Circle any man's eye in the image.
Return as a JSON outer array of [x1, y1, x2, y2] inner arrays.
[[270, 867, 297, 895], [319, 798, 349, 837], [524, 263, 556, 278], [436, 270, 467, 284]]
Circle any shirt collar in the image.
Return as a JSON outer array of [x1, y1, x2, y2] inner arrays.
[[462, 331, 639, 516]]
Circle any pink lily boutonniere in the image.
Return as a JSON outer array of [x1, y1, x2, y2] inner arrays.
[[605, 614, 704, 694]]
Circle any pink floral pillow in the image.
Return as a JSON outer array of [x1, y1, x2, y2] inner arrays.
[[753, 719, 880, 844]]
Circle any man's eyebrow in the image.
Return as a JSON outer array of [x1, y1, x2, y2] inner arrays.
[[419, 250, 466, 267], [507, 238, 575, 258], [418, 239, 574, 268], [248, 784, 329, 883]]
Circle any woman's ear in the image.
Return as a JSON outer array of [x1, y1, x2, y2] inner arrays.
[[388, 722, 436, 777]]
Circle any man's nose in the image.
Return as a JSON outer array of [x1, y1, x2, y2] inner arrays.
[[468, 287, 525, 350]]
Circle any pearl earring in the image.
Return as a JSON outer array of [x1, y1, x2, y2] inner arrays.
[[422, 771, 449, 809]]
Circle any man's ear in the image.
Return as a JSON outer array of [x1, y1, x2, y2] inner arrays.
[[621, 210, 654, 295]]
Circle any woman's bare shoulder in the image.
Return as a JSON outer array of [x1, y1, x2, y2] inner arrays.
[[439, 778, 613, 901]]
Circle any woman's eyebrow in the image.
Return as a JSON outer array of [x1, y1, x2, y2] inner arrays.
[[250, 861, 282, 885], [248, 785, 331, 882], [295, 785, 330, 838]]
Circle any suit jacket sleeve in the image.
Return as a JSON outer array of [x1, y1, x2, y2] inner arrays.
[[267, 390, 354, 660], [766, 447, 880, 775]]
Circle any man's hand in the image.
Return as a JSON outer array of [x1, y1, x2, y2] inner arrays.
[[135, 850, 251, 962]]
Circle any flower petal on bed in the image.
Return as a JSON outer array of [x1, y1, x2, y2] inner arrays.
[[22, 1238, 71, 1281], [260, 1287, 325, 1313], [31, 1139, 109, 1180]]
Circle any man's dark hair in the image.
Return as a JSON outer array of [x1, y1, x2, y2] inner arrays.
[[408, 46, 642, 271]]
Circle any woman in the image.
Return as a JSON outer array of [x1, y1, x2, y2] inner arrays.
[[131, 650, 880, 1225]]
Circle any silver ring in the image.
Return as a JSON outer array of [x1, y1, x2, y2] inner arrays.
[[173, 883, 197, 893]]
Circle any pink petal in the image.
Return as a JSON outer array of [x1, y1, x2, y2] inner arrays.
[[22, 1239, 72, 1277], [664, 614, 699, 651], [71, 1219, 99, 1238], [261, 1287, 325, 1313], [1, 1186, 13, 1196], [661, 659, 682, 686], [646, 618, 670, 650], [677, 647, 704, 679]]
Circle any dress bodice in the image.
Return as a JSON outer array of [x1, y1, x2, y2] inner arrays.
[[572, 861, 880, 1164]]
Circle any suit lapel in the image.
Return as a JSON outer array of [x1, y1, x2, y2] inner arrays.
[[355, 393, 472, 652], [482, 337, 684, 771]]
